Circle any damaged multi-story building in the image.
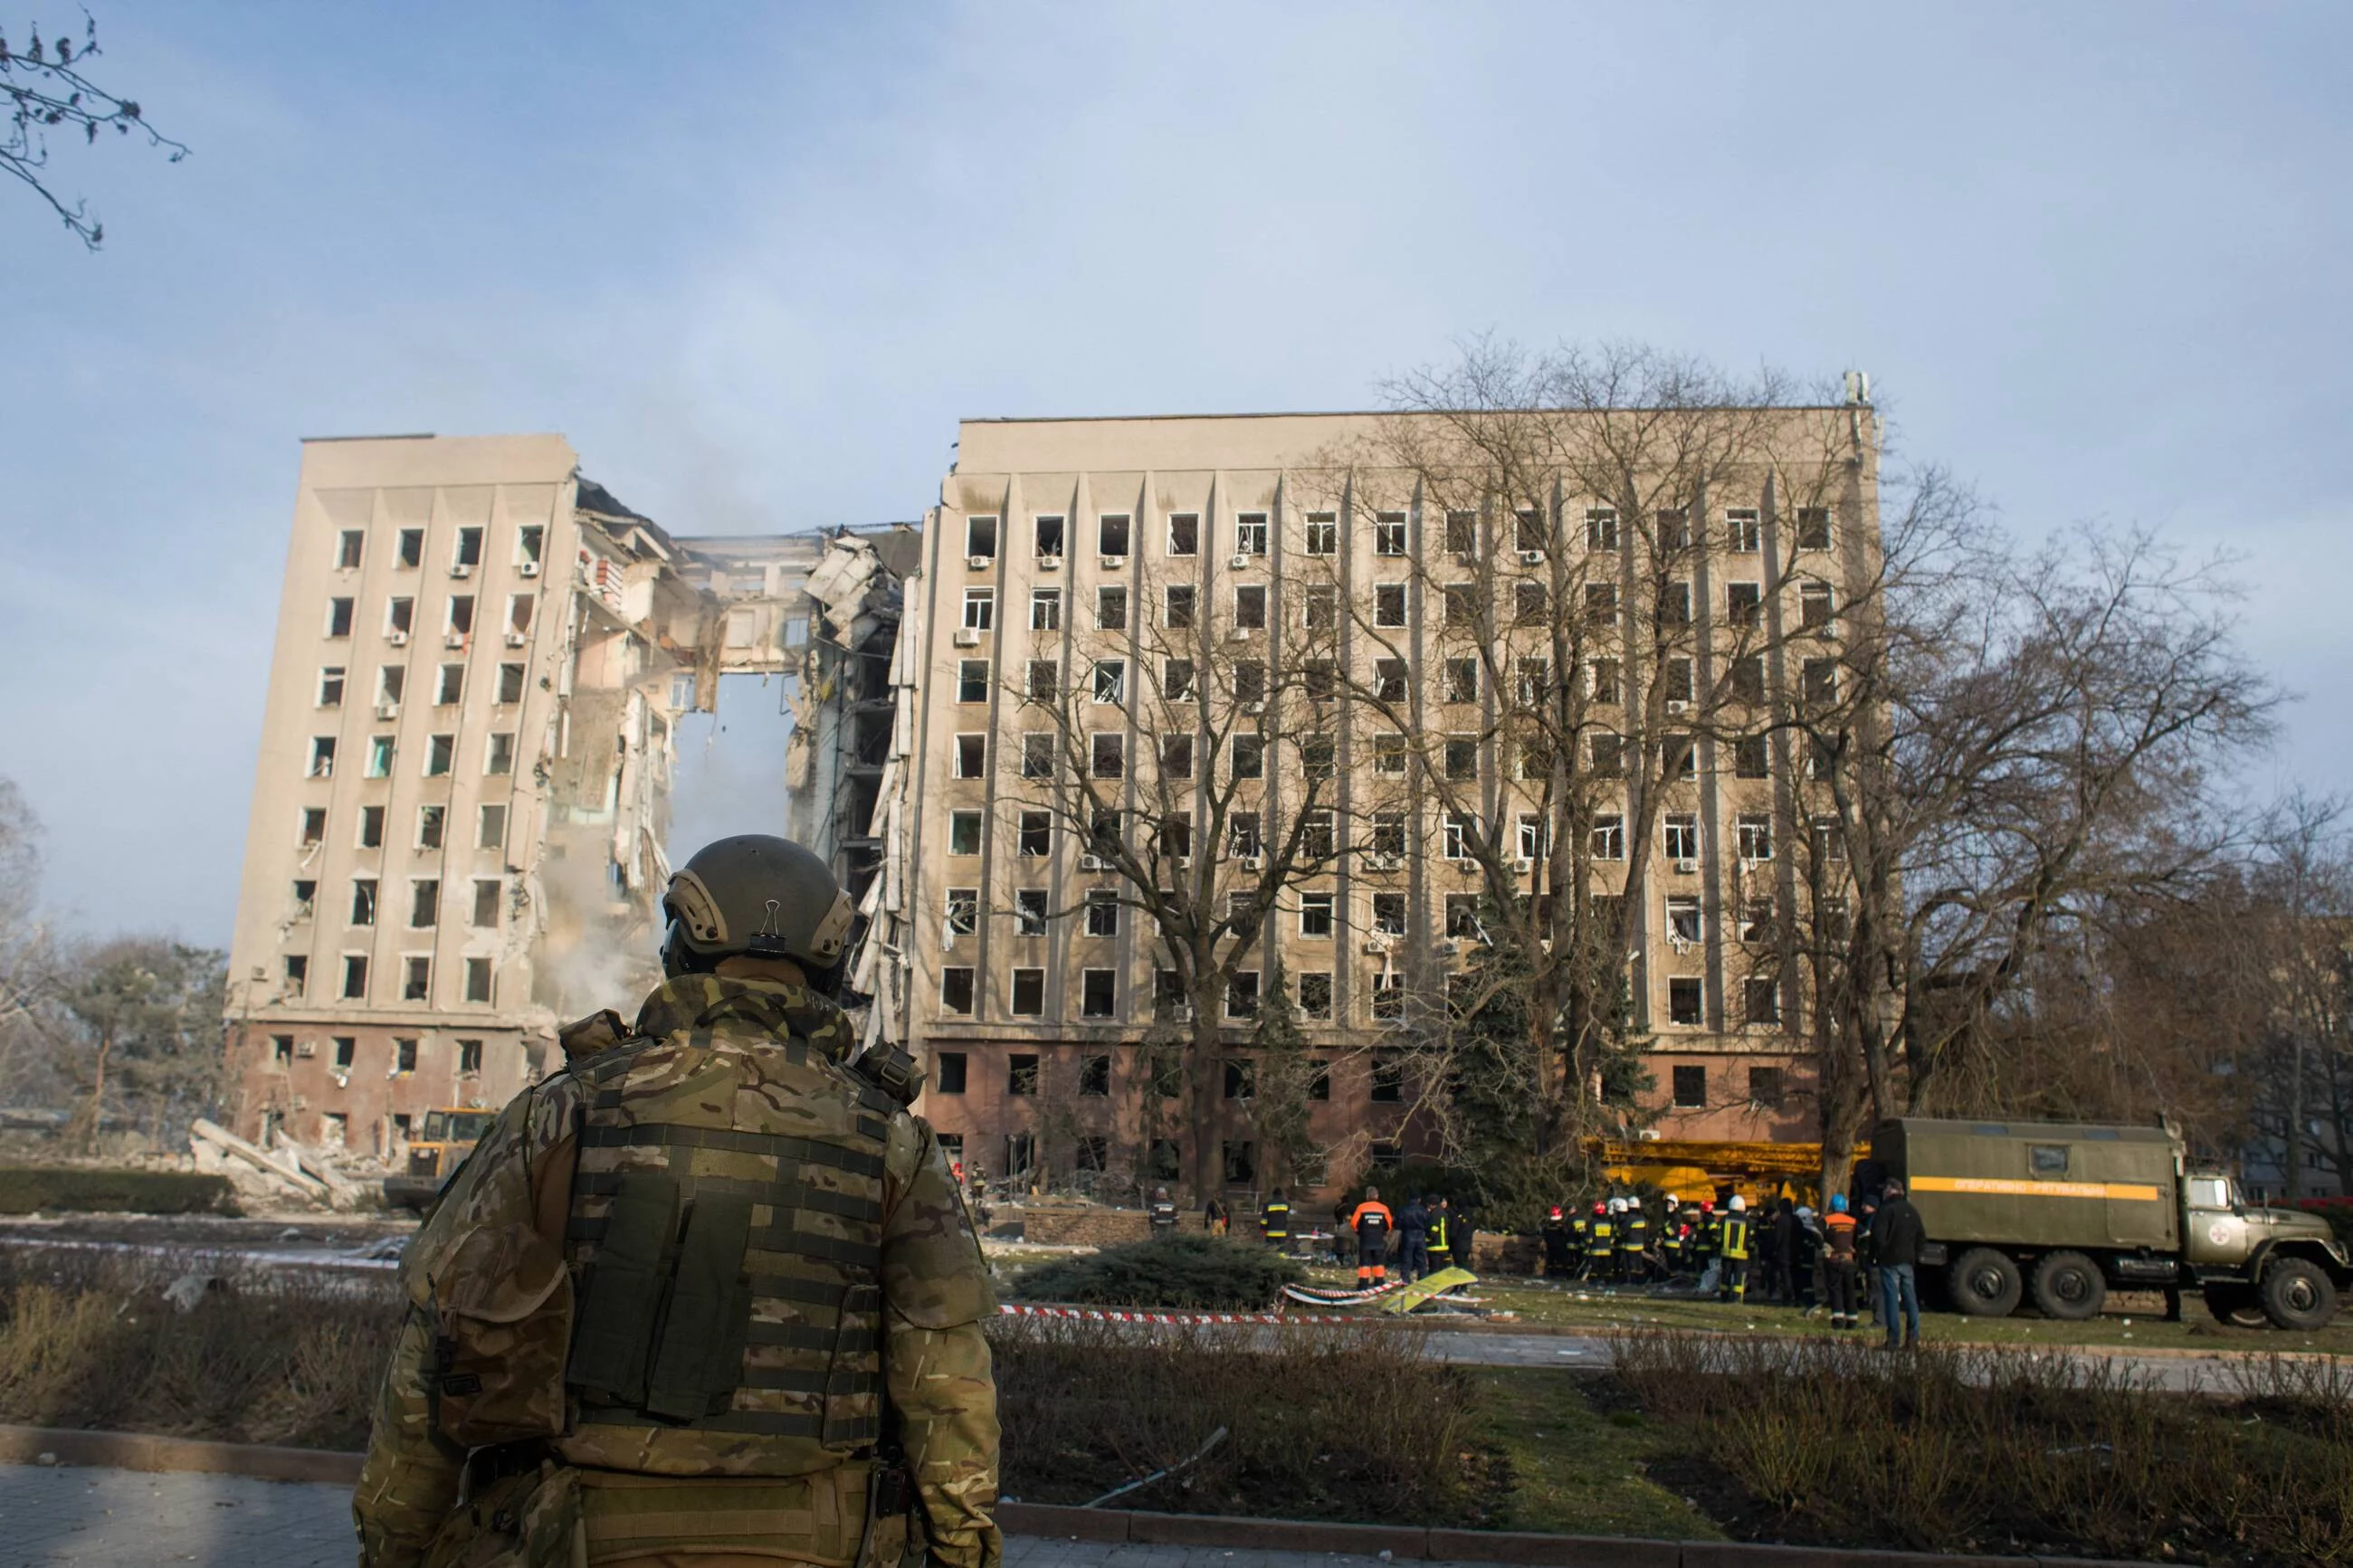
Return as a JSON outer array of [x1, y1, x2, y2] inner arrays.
[[222, 434, 915, 1154]]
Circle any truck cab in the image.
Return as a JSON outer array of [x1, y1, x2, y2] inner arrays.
[[2181, 1167, 2345, 1328]]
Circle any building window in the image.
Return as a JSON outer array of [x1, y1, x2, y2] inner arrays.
[[1672, 1065, 1707, 1108], [433, 663, 463, 706], [472, 879, 500, 927], [318, 667, 346, 708], [386, 597, 414, 637], [1164, 584, 1196, 629], [1578, 508, 1615, 552], [1727, 508, 1761, 553], [1734, 735, 1770, 779], [1443, 658, 1478, 705], [1085, 889, 1119, 937], [962, 590, 994, 631], [1372, 658, 1406, 702], [1167, 512, 1199, 556], [1304, 512, 1337, 556], [300, 807, 328, 847], [1026, 660, 1058, 700], [1666, 896, 1701, 946], [1800, 583, 1836, 632], [1664, 813, 1700, 862], [957, 660, 990, 703], [1011, 970, 1045, 1017], [447, 595, 475, 638], [1223, 1058, 1256, 1100], [1730, 655, 1766, 704], [1234, 584, 1267, 630], [1091, 659, 1126, 705], [1737, 814, 1774, 862], [365, 736, 394, 778], [1228, 813, 1262, 857], [1020, 733, 1053, 780], [1091, 733, 1124, 779], [457, 1038, 483, 1075], [496, 662, 525, 704], [1096, 586, 1128, 631], [1030, 588, 1061, 632], [349, 878, 378, 927], [1664, 657, 1694, 705], [1443, 510, 1478, 553], [1034, 514, 1065, 559], [1079, 1054, 1110, 1096], [949, 810, 983, 855], [1303, 585, 1337, 631], [1081, 970, 1117, 1018], [1231, 734, 1264, 780], [1370, 972, 1405, 1022], [463, 957, 491, 1004], [409, 879, 439, 928], [1443, 584, 1478, 626], [332, 529, 365, 570], [327, 597, 355, 638], [1748, 1066, 1787, 1107], [478, 803, 507, 850], [935, 1051, 967, 1093], [330, 1035, 355, 1070], [1662, 733, 1696, 780], [424, 734, 453, 776], [1099, 513, 1131, 556], [1015, 889, 1047, 936], [307, 736, 337, 778], [282, 955, 308, 994], [1746, 976, 1782, 1028], [1795, 508, 1832, 551], [1590, 815, 1625, 860], [1739, 898, 1776, 945], [1160, 734, 1194, 780], [340, 955, 368, 999], [1299, 891, 1335, 938], [1668, 976, 1703, 1026], [940, 968, 976, 1014], [1727, 582, 1763, 628], [1235, 512, 1268, 556], [1226, 971, 1260, 1019], [1444, 736, 1479, 781], [1443, 813, 1476, 860], [403, 955, 431, 1002], [1657, 581, 1692, 627], [945, 888, 979, 937], [485, 733, 515, 775], [953, 735, 986, 778], [1159, 657, 1195, 701], [966, 515, 998, 559], [1372, 733, 1406, 775], [1007, 1052, 1041, 1094], [1373, 511, 1407, 556], [1374, 584, 1406, 627], [355, 804, 385, 849], [1370, 1051, 1404, 1101], [1018, 812, 1051, 857], [1371, 892, 1406, 936]]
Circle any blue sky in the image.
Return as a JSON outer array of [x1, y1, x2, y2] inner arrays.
[[4, 3, 2348, 943]]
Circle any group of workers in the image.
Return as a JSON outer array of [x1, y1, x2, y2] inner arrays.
[[1537, 1188, 1885, 1326], [1333, 1186, 1470, 1285]]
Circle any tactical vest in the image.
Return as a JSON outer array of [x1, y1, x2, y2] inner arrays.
[[557, 990, 901, 1476]]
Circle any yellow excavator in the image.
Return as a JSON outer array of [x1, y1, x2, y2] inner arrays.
[[1584, 1137, 1868, 1206], [381, 1107, 500, 1210]]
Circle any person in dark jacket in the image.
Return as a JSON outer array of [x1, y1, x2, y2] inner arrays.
[[1397, 1193, 1433, 1282], [1871, 1179, 1927, 1348], [1768, 1197, 1801, 1304], [1540, 1206, 1571, 1277]]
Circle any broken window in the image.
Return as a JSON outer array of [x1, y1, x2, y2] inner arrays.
[[1664, 658, 1694, 704], [1739, 898, 1776, 944], [1590, 814, 1625, 860], [1228, 812, 1262, 857], [1160, 812, 1193, 859], [1515, 582, 1548, 625], [325, 597, 356, 638], [953, 735, 986, 778], [1727, 581, 1763, 628], [1091, 733, 1124, 778], [1796, 508, 1833, 551], [1164, 584, 1196, 628], [342, 955, 368, 1000], [1668, 976, 1704, 1026], [1517, 813, 1546, 861], [1092, 659, 1126, 704], [1167, 512, 1199, 556], [1234, 584, 1267, 630], [1443, 658, 1478, 705], [946, 888, 979, 936], [366, 736, 395, 778], [1030, 588, 1061, 631], [1730, 655, 1766, 704], [1304, 511, 1338, 555], [1234, 660, 1266, 704], [940, 968, 976, 1014], [1235, 512, 1268, 556], [291, 879, 317, 918], [330, 1035, 354, 1069], [358, 804, 385, 849], [1374, 583, 1407, 627], [1363, 890, 1404, 937], [1662, 733, 1697, 780], [1225, 971, 1261, 1019], [1737, 813, 1774, 861], [478, 803, 506, 850], [1014, 889, 1047, 936], [1160, 657, 1194, 700], [351, 879, 378, 926], [1085, 889, 1119, 937], [1519, 736, 1553, 780], [1010, 971, 1045, 1018], [1304, 659, 1337, 700], [1081, 970, 1117, 1018], [1445, 510, 1478, 553], [1159, 733, 1193, 779], [1095, 586, 1128, 630], [464, 957, 491, 1003], [957, 660, 990, 703], [1800, 583, 1835, 632], [409, 879, 439, 928], [1802, 657, 1838, 708], [1589, 731, 1624, 777], [1303, 736, 1336, 781], [436, 664, 463, 705], [1369, 812, 1406, 858], [1444, 736, 1479, 781], [507, 594, 533, 636], [1667, 896, 1701, 945], [1657, 581, 1692, 627], [1372, 733, 1406, 775], [496, 662, 525, 704], [1232, 733, 1264, 779], [1442, 584, 1477, 626], [518, 524, 544, 566], [1746, 978, 1782, 1029], [386, 597, 414, 636], [308, 736, 337, 778], [948, 810, 982, 855], [1372, 658, 1406, 702], [481, 733, 512, 776], [457, 1038, 482, 1075], [934, 1052, 968, 1094], [1302, 584, 1337, 630], [1098, 513, 1130, 556], [1582, 583, 1616, 628], [1026, 660, 1058, 700], [283, 955, 308, 993], [319, 667, 346, 707], [1079, 1054, 1111, 1096], [470, 879, 500, 927], [962, 590, 994, 630], [1020, 732, 1053, 779], [1034, 514, 1065, 559], [403, 955, 431, 1001], [452, 527, 483, 569], [1018, 812, 1050, 857], [965, 515, 998, 559], [378, 666, 405, 706], [448, 595, 474, 636], [1734, 734, 1769, 778], [1665, 813, 1700, 861], [396, 528, 424, 568]]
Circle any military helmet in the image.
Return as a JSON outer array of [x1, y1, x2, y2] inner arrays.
[[661, 834, 855, 983]]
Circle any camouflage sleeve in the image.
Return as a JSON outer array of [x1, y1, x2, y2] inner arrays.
[[881, 1116, 1000, 1568], [352, 1076, 584, 1566]]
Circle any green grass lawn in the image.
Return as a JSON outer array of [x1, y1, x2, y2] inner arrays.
[[1463, 1366, 1722, 1541]]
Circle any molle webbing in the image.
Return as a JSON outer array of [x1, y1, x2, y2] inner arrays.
[[567, 1173, 679, 1404], [579, 1121, 889, 1174]]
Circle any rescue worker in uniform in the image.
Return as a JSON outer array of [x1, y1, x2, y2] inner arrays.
[[1261, 1189, 1292, 1251], [352, 833, 999, 1568], [1540, 1206, 1571, 1278], [1424, 1196, 1453, 1274], [1148, 1186, 1180, 1236], [1348, 1186, 1396, 1287], [1716, 1194, 1753, 1304], [1822, 1193, 1861, 1329], [1618, 1197, 1650, 1285], [1567, 1203, 1591, 1278], [1589, 1201, 1616, 1284], [1396, 1193, 1432, 1283]]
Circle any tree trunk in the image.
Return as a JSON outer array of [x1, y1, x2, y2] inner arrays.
[[82, 1031, 110, 1155], [1186, 981, 1224, 1204]]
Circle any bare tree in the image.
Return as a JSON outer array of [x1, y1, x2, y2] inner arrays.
[[4, 12, 185, 248]]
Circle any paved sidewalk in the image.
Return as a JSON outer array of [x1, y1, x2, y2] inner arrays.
[[0, 1464, 1505, 1568]]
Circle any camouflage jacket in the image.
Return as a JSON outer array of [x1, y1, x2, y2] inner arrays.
[[352, 974, 1000, 1568]]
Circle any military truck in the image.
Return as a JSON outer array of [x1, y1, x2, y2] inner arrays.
[[380, 1106, 498, 1210], [1873, 1117, 2351, 1330]]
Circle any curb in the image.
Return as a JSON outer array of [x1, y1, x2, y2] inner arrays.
[[0, 1427, 2158, 1568]]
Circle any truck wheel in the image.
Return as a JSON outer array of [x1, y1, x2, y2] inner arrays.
[[1948, 1247, 2024, 1317], [2030, 1251, 2107, 1321], [2202, 1285, 2265, 1328], [2259, 1257, 2338, 1332]]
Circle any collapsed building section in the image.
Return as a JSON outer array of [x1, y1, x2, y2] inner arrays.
[[222, 436, 909, 1163]]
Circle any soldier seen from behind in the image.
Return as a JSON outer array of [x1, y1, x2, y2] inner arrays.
[[351, 834, 1000, 1568]]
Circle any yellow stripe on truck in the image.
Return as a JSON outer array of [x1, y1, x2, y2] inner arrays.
[[1910, 1176, 2163, 1202]]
